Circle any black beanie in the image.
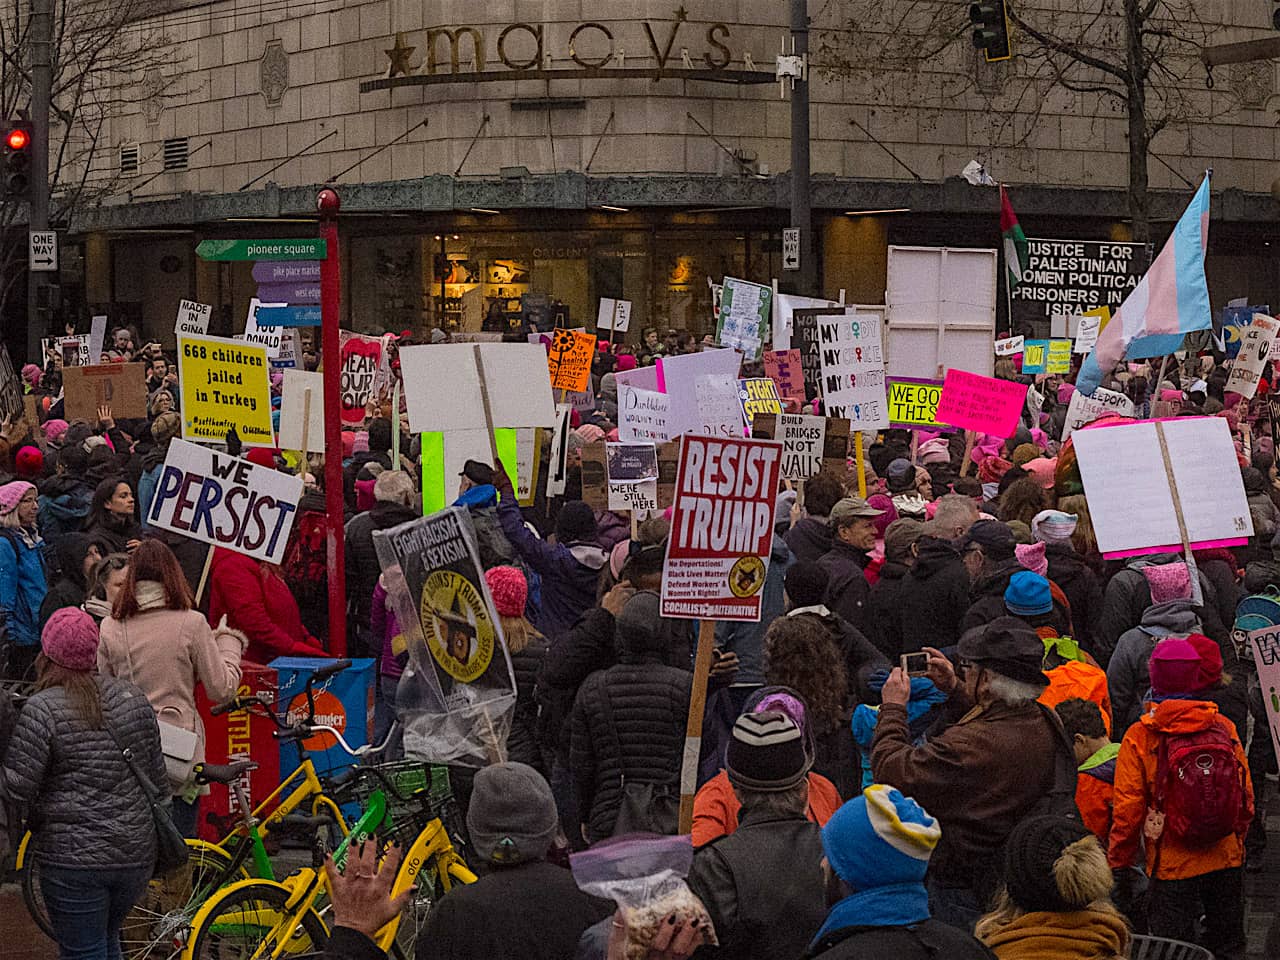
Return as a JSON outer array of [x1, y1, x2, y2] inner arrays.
[[784, 562, 830, 608], [1003, 815, 1111, 913], [555, 501, 597, 545], [725, 711, 811, 792]]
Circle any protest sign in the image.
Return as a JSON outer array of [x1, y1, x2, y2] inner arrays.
[[994, 335, 1024, 356], [885, 377, 946, 431], [773, 294, 839, 352], [89, 315, 108, 365], [596, 298, 631, 333], [1073, 307, 1108, 354], [654, 348, 742, 436], [793, 309, 825, 400], [815, 310, 888, 429], [580, 441, 680, 513], [1022, 340, 1048, 374], [0, 344, 24, 421], [420, 429, 518, 515], [605, 443, 659, 514], [515, 429, 541, 506], [62, 363, 148, 422], [618, 384, 671, 443], [1060, 386, 1135, 441], [752, 413, 850, 481], [1009, 239, 1145, 328], [1219, 304, 1268, 357], [178, 334, 275, 447], [147, 439, 303, 564], [763, 349, 804, 400], [1071, 416, 1252, 557], [737, 378, 783, 426], [272, 329, 300, 369], [546, 329, 596, 393], [716, 276, 772, 360], [401, 343, 557, 435], [242, 298, 285, 358], [372, 508, 517, 763], [935, 369, 1029, 438], [660, 435, 783, 621], [338, 332, 387, 425], [1046, 339, 1073, 374], [176, 300, 212, 337], [1246, 626, 1280, 768], [42, 335, 90, 367], [545, 403, 573, 498], [1225, 314, 1280, 399], [279, 369, 325, 452], [695, 374, 746, 437]]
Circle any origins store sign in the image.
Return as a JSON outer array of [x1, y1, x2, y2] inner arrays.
[[360, 9, 779, 91]]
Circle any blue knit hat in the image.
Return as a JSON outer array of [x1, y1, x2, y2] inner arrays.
[[1005, 570, 1053, 617], [822, 785, 941, 891]]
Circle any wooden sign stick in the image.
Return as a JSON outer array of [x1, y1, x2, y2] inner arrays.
[[678, 619, 717, 833], [472, 344, 500, 464], [854, 432, 867, 498], [300, 387, 312, 461]]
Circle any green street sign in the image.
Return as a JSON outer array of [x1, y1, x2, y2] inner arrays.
[[196, 238, 326, 261]]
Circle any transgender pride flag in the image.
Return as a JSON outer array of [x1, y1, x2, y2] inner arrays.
[[1076, 175, 1212, 396]]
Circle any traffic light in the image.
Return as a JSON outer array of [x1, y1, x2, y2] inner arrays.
[[970, 1, 1012, 63], [1, 120, 32, 201]]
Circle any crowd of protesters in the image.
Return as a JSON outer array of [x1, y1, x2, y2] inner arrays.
[[0, 325, 1277, 960]]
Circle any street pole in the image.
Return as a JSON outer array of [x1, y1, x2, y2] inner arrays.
[[27, 0, 52, 361], [317, 188, 346, 657], [789, 0, 815, 296]]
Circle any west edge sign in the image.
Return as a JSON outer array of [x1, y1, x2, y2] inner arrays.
[[361, 11, 777, 90]]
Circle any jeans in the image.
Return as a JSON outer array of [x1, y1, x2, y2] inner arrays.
[[1147, 866, 1246, 960], [373, 674, 404, 760], [170, 795, 199, 839], [40, 864, 151, 960]]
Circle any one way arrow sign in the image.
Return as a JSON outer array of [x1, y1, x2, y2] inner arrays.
[[28, 231, 57, 272]]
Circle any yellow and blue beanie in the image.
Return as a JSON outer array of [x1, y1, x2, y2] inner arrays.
[[822, 784, 941, 890]]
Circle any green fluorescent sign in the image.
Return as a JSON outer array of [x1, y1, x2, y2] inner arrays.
[[196, 239, 326, 261]]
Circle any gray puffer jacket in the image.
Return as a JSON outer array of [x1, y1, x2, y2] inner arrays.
[[1106, 598, 1202, 734], [4, 675, 164, 870]]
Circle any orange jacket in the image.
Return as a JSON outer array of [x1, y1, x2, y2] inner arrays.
[[1108, 699, 1253, 880], [1039, 659, 1113, 735], [691, 769, 842, 848], [1075, 742, 1120, 849]]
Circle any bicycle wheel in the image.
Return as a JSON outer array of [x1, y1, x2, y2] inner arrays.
[[188, 881, 328, 960], [387, 863, 445, 960], [119, 842, 242, 960], [17, 832, 54, 939]]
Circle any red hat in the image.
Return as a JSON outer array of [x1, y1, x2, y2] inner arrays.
[[485, 565, 528, 618], [245, 447, 278, 469], [14, 445, 43, 479], [1185, 633, 1223, 689]]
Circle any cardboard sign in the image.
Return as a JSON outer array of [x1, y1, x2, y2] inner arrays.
[[596, 298, 632, 332], [994, 335, 1024, 357], [546, 329, 596, 393], [695, 374, 746, 437], [935, 369, 1029, 438], [1225, 314, 1280, 399], [816, 309, 888, 429], [886, 377, 946, 431], [605, 442, 659, 514], [62, 363, 149, 422], [716, 276, 772, 360], [401, 343, 557, 435], [178, 334, 275, 447], [752, 413, 850, 481], [1060, 386, 1135, 441], [339, 332, 387, 425], [763, 349, 804, 400], [176, 300, 213, 337], [580, 441, 680, 513], [278, 369, 325, 452], [1247, 625, 1280, 769], [242, 298, 285, 358], [660, 435, 783, 621], [147, 439, 303, 564], [738, 378, 783, 426], [1071, 416, 1252, 557], [618, 384, 671, 443], [1046, 339, 1073, 374], [0, 344, 25, 421], [1022, 340, 1048, 374]]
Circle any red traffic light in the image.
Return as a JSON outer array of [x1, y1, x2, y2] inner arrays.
[[6, 127, 29, 150]]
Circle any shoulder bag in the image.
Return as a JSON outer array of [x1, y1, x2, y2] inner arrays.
[[105, 723, 190, 876], [597, 676, 679, 837]]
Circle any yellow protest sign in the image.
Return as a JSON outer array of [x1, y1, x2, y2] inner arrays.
[[178, 334, 275, 447], [1047, 339, 1073, 374], [886, 377, 946, 430], [1022, 340, 1047, 371]]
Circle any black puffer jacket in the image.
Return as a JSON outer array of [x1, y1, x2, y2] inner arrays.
[[344, 499, 419, 645], [535, 606, 616, 764], [507, 638, 550, 775], [784, 517, 833, 564], [897, 538, 971, 653], [570, 594, 692, 843], [4, 676, 164, 870]]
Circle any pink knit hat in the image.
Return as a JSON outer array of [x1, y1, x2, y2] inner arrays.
[[576, 423, 606, 444], [352, 431, 370, 455], [0, 480, 34, 515], [1143, 562, 1192, 605], [1022, 457, 1057, 491], [609, 539, 631, 580], [1148, 637, 1203, 697], [485, 565, 528, 618], [42, 607, 100, 671], [42, 418, 69, 445], [21, 363, 41, 386], [1015, 541, 1049, 578]]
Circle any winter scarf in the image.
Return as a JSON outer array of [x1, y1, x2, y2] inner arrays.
[[812, 883, 931, 943], [979, 909, 1129, 960]]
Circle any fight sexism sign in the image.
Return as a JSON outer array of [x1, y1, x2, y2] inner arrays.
[[148, 439, 303, 565]]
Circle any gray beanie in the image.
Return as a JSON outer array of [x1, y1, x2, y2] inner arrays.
[[465, 762, 559, 865]]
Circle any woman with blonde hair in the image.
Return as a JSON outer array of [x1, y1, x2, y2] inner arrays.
[[485, 565, 550, 775]]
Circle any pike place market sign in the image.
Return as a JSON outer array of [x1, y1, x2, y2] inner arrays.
[[359, 7, 777, 91]]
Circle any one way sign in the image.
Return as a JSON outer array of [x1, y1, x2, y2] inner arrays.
[[29, 231, 57, 272]]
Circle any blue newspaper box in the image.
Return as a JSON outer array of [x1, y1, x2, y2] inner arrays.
[[270, 657, 376, 781]]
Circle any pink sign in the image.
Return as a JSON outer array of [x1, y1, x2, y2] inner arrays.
[[763, 349, 804, 400], [934, 369, 1029, 438], [338, 331, 386, 425]]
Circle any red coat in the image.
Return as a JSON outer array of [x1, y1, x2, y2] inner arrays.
[[207, 548, 325, 664]]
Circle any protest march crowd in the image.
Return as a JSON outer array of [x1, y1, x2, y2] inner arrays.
[[3, 182, 1280, 960]]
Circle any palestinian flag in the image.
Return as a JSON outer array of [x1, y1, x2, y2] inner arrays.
[[1000, 184, 1029, 290]]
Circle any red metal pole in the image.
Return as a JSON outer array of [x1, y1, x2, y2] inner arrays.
[[318, 188, 346, 657]]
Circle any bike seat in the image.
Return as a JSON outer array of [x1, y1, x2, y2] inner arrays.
[[195, 759, 258, 785]]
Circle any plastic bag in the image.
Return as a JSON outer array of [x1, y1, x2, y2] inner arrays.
[[571, 835, 717, 960]]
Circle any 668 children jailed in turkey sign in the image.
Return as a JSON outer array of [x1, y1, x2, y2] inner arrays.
[[661, 435, 783, 621]]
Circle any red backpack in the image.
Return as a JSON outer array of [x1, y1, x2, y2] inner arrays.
[[1155, 722, 1248, 848]]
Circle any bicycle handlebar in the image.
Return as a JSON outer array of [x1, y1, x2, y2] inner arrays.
[[310, 659, 352, 682], [273, 721, 400, 761]]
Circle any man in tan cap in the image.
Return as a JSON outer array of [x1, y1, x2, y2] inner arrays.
[[819, 497, 885, 646]]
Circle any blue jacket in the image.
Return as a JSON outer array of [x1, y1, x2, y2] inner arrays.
[[0, 530, 48, 647], [137, 464, 162, 531], [495, 493, 607, 641], [36, 477, 93, 544], [850, 676, 948, 790]]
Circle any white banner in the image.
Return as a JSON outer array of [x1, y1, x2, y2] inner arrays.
[[816, 310, 889, 429], [1225, 314, 1280, 399], [618, 384, 671, 443], [1061, 386, 1135, 441], [1247, 625, 1280, 769]]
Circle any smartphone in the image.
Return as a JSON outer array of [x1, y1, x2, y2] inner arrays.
[[901, 652, 930, 677]]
